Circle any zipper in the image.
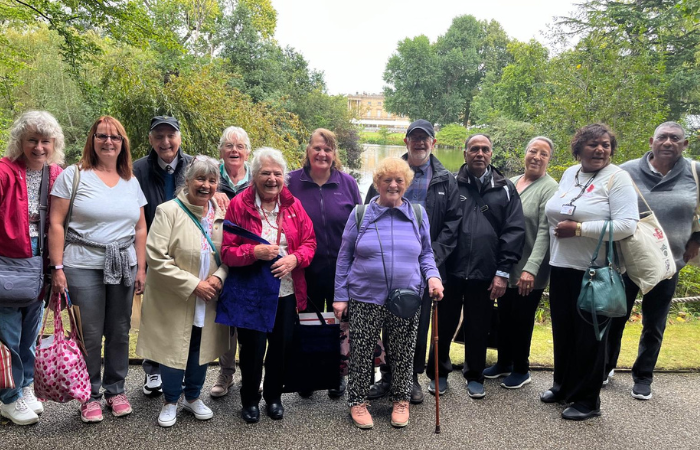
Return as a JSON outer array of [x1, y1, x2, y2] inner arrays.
[[319, 185, 330, 265]]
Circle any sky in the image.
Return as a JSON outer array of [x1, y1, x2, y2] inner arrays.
[[271, 0, 580, 95]]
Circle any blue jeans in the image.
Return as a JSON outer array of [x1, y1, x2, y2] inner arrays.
[[0, 301, 44, 404], [160, 327, 208, 403]]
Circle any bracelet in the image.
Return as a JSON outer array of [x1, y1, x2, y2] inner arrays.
[[49, 265, 64, 270], [575, 222, 582, 237]]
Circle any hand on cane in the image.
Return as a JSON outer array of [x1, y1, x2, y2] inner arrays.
[[428, 277, 444, 301]]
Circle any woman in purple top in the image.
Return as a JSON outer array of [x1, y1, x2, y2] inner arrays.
[[333, 157, 444, 430], [287, 129, 361, 398]]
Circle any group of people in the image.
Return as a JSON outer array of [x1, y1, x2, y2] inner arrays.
[[0, 110, 696, 430]]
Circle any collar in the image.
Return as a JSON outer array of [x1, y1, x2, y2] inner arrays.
[[157, 153, 180, 173], [477, 166, 492, 184], [412, 160, 431, 175], [221, 162, 250, 189], [255, 191, 280, 213], [299, 166, 340, 185]]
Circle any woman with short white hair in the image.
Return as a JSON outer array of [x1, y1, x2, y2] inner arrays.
[[0, 111, 64, 425]]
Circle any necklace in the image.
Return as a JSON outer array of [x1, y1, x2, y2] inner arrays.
[[258, 201, 279, 230]]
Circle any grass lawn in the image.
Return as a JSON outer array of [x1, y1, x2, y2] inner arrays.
[[449, 321, 700, 371]]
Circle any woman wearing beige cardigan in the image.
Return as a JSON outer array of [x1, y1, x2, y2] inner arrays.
[[136, 156, 229, 428]]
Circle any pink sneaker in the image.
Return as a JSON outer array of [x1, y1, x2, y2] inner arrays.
[[106, 394, 133, 417], [80, 401, 104, 423]]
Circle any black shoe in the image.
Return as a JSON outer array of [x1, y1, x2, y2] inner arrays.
[[241, 405, 260, 423], [367, 379, 390, 400], [631, 382, 652, 400], [266, 401, 284, 420], [428, 377, 448, 396], [328, 377, 347, 399], [539, 389, 562, 404], [410, 374, 424, 404], [561, 405, 601, 421]]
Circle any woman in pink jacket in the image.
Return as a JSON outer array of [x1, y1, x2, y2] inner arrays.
[[221, 147, 316, 424]]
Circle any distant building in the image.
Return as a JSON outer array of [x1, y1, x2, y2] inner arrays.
[[347, 93, 411, 133]]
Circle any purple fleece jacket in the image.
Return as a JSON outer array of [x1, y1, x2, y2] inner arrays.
[[287, 167, 362, 276], [334, 197, 441, 305]]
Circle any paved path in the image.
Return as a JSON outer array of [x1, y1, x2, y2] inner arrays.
[[3, 368, 699, 449]]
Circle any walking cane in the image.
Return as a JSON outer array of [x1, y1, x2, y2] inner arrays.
[[431, 296, 441, 434]]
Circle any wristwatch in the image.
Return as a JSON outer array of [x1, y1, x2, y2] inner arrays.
[[575, 222, 582, 237], [49, 265, 64, 270]]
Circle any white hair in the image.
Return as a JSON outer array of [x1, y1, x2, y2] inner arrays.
[[251, 147, 289, 184], [5, 110, 65, 165], [218, 126, 251, 154]]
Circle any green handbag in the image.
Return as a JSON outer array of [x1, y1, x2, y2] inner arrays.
[[576, 220, 628, 341]]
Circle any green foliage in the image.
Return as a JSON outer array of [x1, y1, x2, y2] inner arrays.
[[360, 131, 405, 146], [470, 118, 541, 175], [436, 123, 467, 149], [383, 15, 510, 125]]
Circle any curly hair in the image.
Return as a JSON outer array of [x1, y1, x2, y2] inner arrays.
[[372, 157, 414, 191], [571, 123, 617, 159], [5, 110, 65, 165]]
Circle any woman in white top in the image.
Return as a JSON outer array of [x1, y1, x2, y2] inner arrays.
[[49, 116, 147, 423], [542, 123, 638, 421], [136, 156, 229, 428]]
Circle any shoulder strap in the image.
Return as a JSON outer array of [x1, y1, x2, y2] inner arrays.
[[412, 204, 424, 231], [692, 160, 700, 208], [355, 204, 367, 230], [37, 164, 49, 255], [222, 220, 272, 245], [174, 199, 221, 266], [64, 165, 81, 241], [467, 183, 499, 234]]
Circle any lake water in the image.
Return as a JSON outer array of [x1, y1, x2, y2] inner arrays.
[[352, 144, 465, 199]]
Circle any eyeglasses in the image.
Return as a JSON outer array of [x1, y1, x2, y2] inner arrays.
[[407, 135, 432, 143], [223, 143, 248, 151], [94, 133, 123, 143]]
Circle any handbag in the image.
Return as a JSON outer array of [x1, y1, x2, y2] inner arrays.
[[282, 300, 341, 393], [686, 160, 700, 266], [373, 213, 423, 319], [620, 182, 676, 294], [34, 292, 91, 403], [0, 339, 15, 389], [0, 164, 49, 306], [216, 221, 281, 333], [577, 221, 628, 341]]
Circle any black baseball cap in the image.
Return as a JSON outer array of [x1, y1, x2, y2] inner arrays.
[[406, 119, 435, 138], [150, 116, 180, 131]]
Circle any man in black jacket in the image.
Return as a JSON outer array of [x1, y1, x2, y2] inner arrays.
[[365, 119, 461, 403], [427, 133, 525, 399]]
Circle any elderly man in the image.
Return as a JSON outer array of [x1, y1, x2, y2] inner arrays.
[[427, 133, 525, 399], [365, 119, 461, 403], [606, 121, 700, 400], [133, 116, 193, 396]]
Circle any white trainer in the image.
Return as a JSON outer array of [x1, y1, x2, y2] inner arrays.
[[22, 387, 44, 414], [158, 403, 178, 428], [0, 398, 39, 425], [180, 398, 213, 420]]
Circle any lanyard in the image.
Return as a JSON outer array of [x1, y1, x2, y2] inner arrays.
[[565, 169, 598, 206]]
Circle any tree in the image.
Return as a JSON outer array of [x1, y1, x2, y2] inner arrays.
[[383, 15, 511, 125]]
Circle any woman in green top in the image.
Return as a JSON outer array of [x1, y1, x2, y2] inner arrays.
[[482, 136, 559, 389]]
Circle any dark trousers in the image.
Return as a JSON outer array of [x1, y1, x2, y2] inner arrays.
[[550, 267, 607, 411], [160, 327, 208, 404], [606, 273, 679, 384], [304, 266, 335, 313], [427, 278, 493, 383], [237, 294, 296, 407], [497, 287, 545, 374]]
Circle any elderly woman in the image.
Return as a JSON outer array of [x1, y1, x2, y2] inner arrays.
[[210, 126, 252, 398], [483, 137, 558, 389], [0, 111, 64, 426], [136, 155, 229, 428], [334, 157, 444, 429], [543, 124, 638, 420], [288, 128, 362, 398], [50, 116, 147, 423], [221, 147, 316, 424]]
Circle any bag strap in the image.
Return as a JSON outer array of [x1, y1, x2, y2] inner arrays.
[[590, 221, 609, 264], [64, 165, 81, 241], [298, 296, 329, 327], [355, 203, 424, 232], [693, 160, 700, 214], [466, 183, 500, 234], [174, 199, 221, 266], [373, 222, 392, 293], [35, 164, 49, 256], [223, 220, 272, 245]]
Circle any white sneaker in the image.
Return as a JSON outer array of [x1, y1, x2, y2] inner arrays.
[[0, 398, 39, 425], [143, 374, 163, 396], [22, 387, 44, 414], [158, 403, 178, 428], [180, 398, 213, 420]]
